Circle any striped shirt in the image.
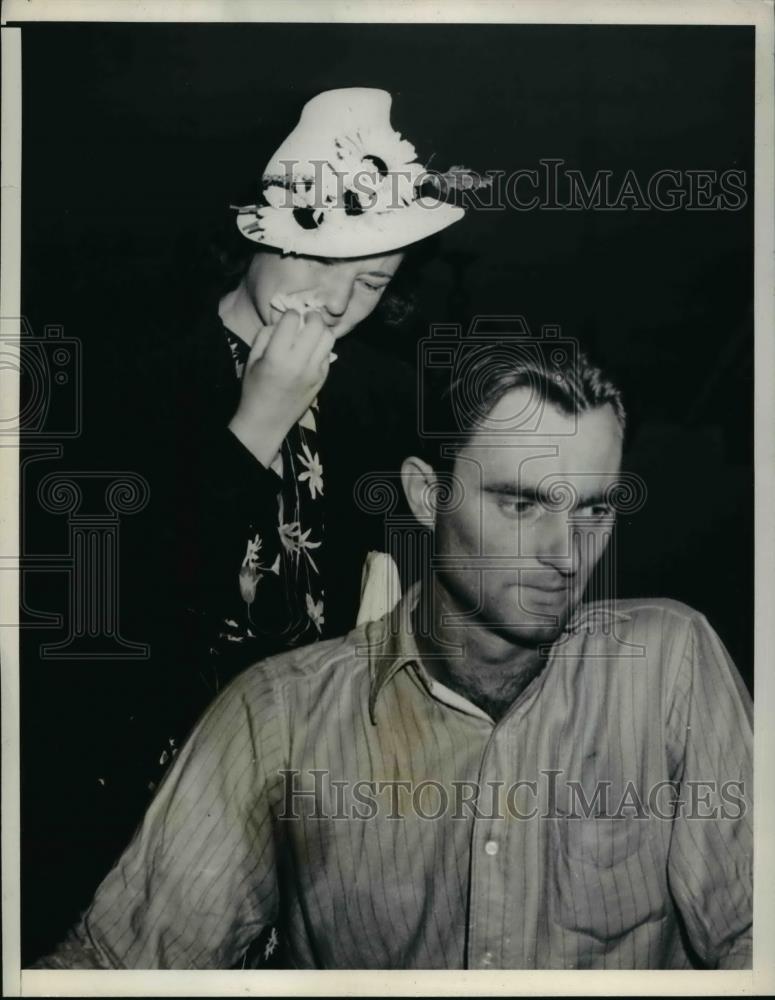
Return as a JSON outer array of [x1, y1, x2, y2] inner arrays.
[[39, 587, 753, 970]]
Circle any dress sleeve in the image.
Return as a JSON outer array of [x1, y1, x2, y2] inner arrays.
[[182, 424, 282, 622], [665, 613, 753, 969], [169, 419, 286, 696], [32, 668, 285, 969], [121, 313, 287, 703]]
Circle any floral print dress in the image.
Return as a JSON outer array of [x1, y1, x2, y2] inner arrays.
[[221, 329, 326, 653], [220, 329, 327, 969]]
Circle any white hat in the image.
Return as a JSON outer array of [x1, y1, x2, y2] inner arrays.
[[233, 88, 466, 258]]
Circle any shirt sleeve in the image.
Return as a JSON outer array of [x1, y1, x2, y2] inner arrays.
[[665, 612, 753, 969], [32, 667, 285, 969]]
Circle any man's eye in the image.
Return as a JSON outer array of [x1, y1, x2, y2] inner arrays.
[[575, 504, 615, 520], [498, 498, 538, 519]]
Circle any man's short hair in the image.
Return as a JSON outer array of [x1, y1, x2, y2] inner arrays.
[[418, 344, 627, 473]]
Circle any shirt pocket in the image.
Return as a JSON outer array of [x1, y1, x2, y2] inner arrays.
[[549, 814, 667, 944]]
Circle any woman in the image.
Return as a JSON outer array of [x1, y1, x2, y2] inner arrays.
[[159, 89, 471, 700], [108, 88, 481, 783]]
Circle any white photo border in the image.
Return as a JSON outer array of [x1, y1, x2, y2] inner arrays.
[[1, 1, 772, 996]]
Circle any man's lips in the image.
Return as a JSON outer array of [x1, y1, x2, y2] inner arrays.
[[518, 580, 572, 594]]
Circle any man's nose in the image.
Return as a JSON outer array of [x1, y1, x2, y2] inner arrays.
[[320, 276, 354, 319], [531, 512, 581, 575]]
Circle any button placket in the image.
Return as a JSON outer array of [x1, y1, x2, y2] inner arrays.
[[467, 727, 511, 970]]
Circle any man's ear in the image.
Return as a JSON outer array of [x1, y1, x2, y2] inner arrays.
[[401, 456, 438, 528]]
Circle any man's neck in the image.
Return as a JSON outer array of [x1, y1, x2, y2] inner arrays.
[[414, 582, 549, 724], [218, 280, 262, 347]]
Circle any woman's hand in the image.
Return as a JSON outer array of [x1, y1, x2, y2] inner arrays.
[[228, 310, 335, 468]]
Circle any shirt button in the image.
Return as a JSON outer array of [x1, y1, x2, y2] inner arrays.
[[484, 839, 499, 856]]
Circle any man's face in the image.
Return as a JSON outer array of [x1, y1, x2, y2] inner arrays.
[[433, 388, 624, 646], [244, 249, 405, 339]]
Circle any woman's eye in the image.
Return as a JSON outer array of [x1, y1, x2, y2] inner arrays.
[[358, 278, 387, 293]]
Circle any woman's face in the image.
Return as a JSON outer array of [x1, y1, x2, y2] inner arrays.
[[244, 249, 405, 339]]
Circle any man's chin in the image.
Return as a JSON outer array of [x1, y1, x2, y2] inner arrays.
[[489, 603, 576, 648], [495, 622, 567, 649]]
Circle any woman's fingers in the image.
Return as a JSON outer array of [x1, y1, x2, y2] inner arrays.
[[293, 310, 326, 350], [249, 309, 332, 384], [246, 311, 301, 368], [291, 311, 335, 371], [263, 309, 323, 360], [309, 326, 336, 372], [265, 309, 303, 354], [247, 325, 275, 364]]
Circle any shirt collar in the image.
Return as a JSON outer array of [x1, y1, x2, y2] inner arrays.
[[562, 603, 632, 633], [366, 582, 429, 725], [366, 585, 632, 725]]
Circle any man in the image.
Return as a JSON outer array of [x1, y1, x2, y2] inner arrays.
[[34, 345, 752, 970]]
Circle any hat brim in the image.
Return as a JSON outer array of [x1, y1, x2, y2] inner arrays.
[[236, 198, 464, 258]]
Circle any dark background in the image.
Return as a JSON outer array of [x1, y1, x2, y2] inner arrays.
[[16, 22, 754, 962]]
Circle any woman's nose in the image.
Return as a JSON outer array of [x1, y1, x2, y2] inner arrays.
[[320, 277, 353, 319]]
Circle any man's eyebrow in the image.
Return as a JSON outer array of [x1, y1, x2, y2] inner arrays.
[[483, 482, 613, 506], [483, 482, 538, 498], [572, 490, 611, 508]]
